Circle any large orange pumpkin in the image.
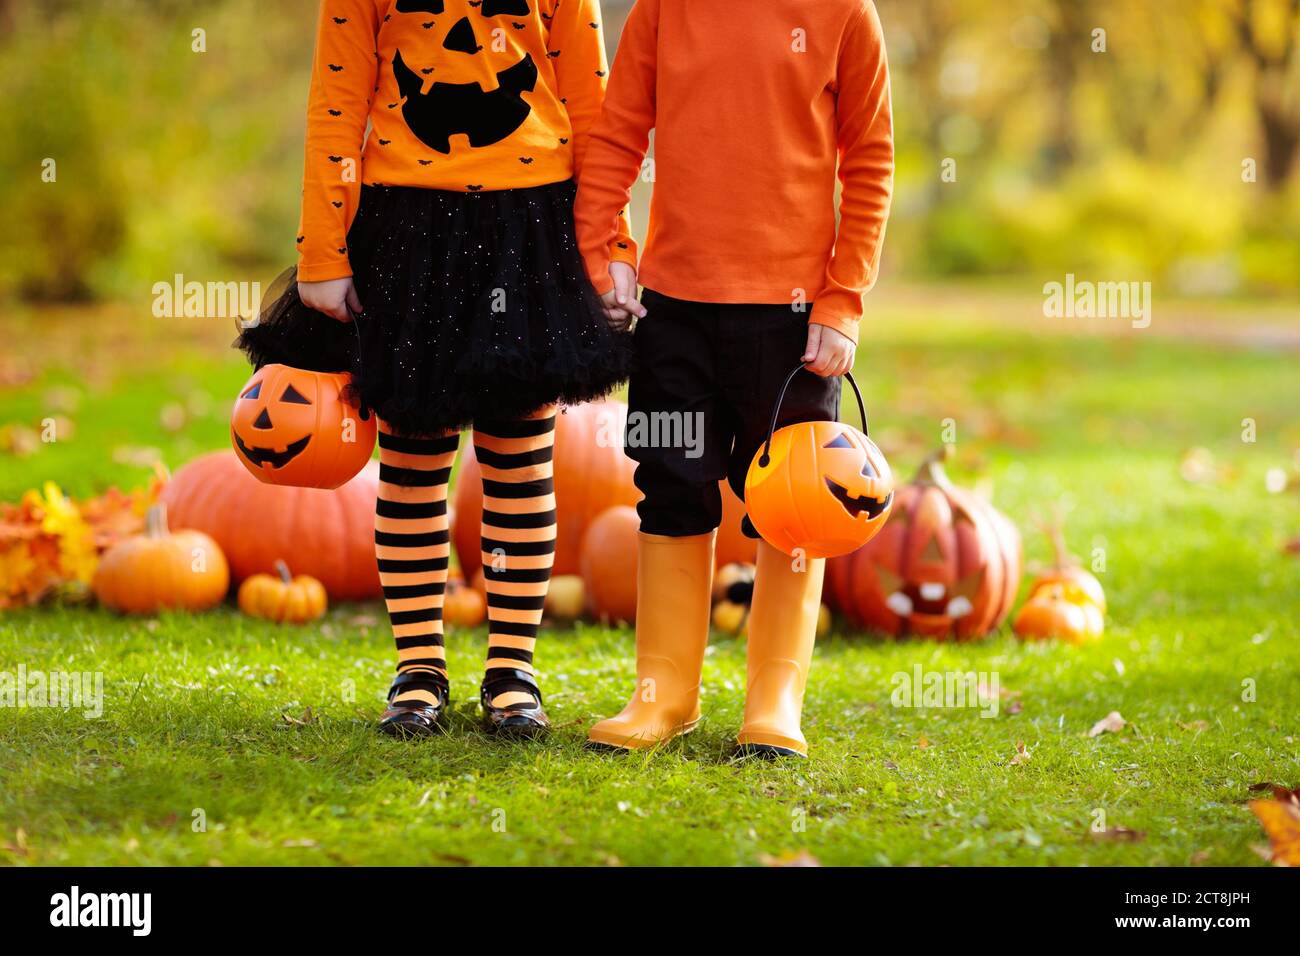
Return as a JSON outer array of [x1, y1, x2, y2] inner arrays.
[[453, 401, 759, 577], [453, 401, 640, 579], [579, 505, 640, 624], [825, 447, 1021, 640], [160, 450, 382, 600], [717, 482, 758, 567], [231, 364, 376, 489]]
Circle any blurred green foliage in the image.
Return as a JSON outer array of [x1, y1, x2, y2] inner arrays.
[[0, 0, 1297, 302]]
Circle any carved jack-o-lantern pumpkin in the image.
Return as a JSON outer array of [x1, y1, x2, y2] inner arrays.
[[230, 364, 376, 490], [391, 0, 540, 155], [745, 369, 894, 560], [825, 447, 1022, 641]]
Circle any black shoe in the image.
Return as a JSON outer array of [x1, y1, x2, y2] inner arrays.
[[379, 671, 450, 738], [480, 668, 550, 738], [734, 742, 807, 760]]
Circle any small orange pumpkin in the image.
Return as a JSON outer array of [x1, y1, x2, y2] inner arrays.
[[237, 560, 327, 623], [580, 505, 640, 624], [745, 369, 893, 559], [230, 364, 376, 489], [1013, 519, 1105, 643], [93, 504, 229, 613], [444, 574, 487, 628]]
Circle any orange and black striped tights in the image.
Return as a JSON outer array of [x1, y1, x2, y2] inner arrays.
[[374, 407, 556, 713]]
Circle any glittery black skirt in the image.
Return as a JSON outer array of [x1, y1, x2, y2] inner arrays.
[[235, 180, 633, 435]]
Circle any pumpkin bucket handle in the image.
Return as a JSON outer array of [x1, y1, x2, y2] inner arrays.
[[757, 363, 868, 468]]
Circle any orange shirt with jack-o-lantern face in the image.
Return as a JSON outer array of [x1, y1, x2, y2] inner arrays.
[[297, 0, 634, 282]]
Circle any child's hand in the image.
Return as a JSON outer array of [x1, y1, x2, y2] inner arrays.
[[599, 261, 647, 331], [803, 323, 856, 377], [299, 277, 362, 323]]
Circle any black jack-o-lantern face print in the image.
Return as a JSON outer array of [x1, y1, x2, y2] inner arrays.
[[745, 420, 895, 559], [231, 373, 315, 470], [229, 365, 378, 490], [822, 432, 892, 520], [391, 0, 538, 154]]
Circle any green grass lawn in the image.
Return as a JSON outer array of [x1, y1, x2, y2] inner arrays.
[[1, 286, 1298, 866]]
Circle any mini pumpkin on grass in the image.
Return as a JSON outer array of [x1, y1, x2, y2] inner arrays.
[[237, 560, 327, 623], [444, 573, 487, 628], [1013, 515, 1106, 643], [93, 503, 229, 614]]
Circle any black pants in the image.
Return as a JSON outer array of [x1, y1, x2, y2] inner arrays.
[[627, 289, 841, 537]]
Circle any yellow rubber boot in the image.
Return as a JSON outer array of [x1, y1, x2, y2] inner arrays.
[[736, 540, 826, 758], [587, 531, 716, 750]]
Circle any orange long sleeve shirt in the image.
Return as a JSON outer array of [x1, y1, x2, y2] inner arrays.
[[297, 0, 633, 282], [574, 0, 893, 342]]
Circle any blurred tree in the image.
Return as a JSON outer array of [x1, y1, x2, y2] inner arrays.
[[1227, 0, 1300, 187]]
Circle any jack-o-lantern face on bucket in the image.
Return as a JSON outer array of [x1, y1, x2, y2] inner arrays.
[[230, 364, 376, 490], [746, 420, 894, 560], [390, 0, 540, 154]]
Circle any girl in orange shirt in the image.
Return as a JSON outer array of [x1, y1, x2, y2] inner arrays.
[[239, 0, 633, 740]]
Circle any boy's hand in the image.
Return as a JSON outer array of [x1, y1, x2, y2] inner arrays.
[[803, 323, 856, 377], [299, 276, 362, 323], [599, 261, 647, 331]]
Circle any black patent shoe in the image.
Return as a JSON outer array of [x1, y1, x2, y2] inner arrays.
[[480, 668, 550, 738], [379, 671, 450, 738]]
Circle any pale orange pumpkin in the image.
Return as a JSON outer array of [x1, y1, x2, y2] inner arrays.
[[544, 574, 586, 621], [237, 560, 327, 623], [93, 504, 229, 613]]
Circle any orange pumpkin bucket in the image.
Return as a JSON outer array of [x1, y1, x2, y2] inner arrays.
[[230, 362, 376, 490], [744, 364, 894, 559]]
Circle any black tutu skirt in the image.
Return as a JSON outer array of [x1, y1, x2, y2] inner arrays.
[[236, 179, 633, 435]]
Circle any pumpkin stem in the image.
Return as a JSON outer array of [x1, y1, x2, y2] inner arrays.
[[274, 559, 293, 584], [145, 502, 169, 539], [913, 444, 953, 488], [1032, 505, 1075, 569]]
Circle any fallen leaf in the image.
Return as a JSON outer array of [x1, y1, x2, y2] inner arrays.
[[1010, 741, 1031, 765], [1248, 800, 1300, 866], [0, 828, 29, 857], [1177, 720, 1210, 732], [1090, 825, 1146, 842], [760, 849, 821, 867], [1190, 849, 1213, 864], [281, 706, 316, 727], [1088, 711, 1126, 737], [1247, 782, 1300, 806], [916, 734, 930, 749]]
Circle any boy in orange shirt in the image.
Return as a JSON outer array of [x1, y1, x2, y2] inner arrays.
[[575, 0, 893, 757]]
